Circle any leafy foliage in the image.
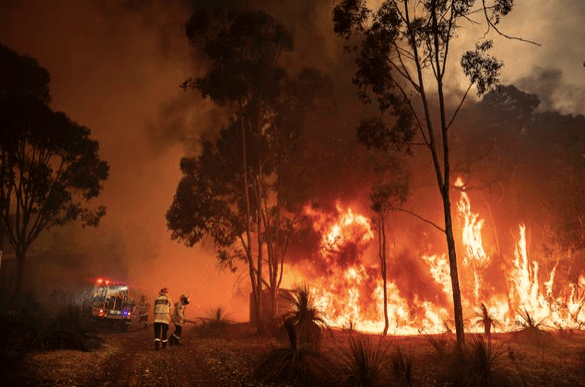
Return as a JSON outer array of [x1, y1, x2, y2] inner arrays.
[[0, 43, 109, 296], [170, 10, 333, 331], [460, 40, 502, 96]]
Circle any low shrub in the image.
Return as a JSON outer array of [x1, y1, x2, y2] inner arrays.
[[339, 332, 391, 387], [254, 319, 332, 386], [447, 335, 519, 387], [389, 346, 414, 387]]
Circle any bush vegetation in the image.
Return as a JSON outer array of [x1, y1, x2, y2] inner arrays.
[[0, 291, 102, 365]]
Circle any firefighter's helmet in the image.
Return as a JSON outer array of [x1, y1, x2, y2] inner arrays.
[[160, 287, 169, 294], [180, 294, 190, 305]]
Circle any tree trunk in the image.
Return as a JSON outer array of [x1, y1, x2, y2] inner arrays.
[[15, 249, 26, 299], [256, 201, 264, 334], [240, 119, 261, 334], [442, 192, 465, 350], [380, 212, 389, 336]]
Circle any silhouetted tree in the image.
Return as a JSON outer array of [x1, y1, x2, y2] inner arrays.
[[0, 43, 109, 298], [333, 0, 537, 349], [167, 10, 331, 332]]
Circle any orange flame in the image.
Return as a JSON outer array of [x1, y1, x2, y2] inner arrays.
[[282, 183, 583, 333]]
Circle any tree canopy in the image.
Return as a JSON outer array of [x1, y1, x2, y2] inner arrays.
[[168, 9, 332, 330], [0, 42, 109, 297]]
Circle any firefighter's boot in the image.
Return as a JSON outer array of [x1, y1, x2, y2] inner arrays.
[[154, 340, 160, 351], [169, 335, 175, 346], [162, 340, 167, 349]]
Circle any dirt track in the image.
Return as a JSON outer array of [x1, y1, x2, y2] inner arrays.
[[92, 325, 222, 387], [5, 324, 234, 387]]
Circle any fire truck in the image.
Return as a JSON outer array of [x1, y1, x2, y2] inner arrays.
[[84, 278, 148, 330]]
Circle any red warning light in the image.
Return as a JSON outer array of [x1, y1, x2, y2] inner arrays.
[[97, 279, 103, 283]]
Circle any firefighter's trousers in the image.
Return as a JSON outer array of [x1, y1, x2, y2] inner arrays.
[[154, 322, 169, 349], [171, 324, 183, 345]]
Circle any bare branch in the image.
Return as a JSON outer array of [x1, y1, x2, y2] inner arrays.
[[481, 0, 541, 46], [392, 207, 445, 233], [446, 82, 473, 132]]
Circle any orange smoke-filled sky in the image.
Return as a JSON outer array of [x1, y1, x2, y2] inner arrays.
[[1, 0, 584, 321]]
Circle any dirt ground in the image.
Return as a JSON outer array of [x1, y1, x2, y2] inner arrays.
[[4, 323, 585, 386], [3, 323, 271, 387]]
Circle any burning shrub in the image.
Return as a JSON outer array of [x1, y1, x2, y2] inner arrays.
[[338, 332, 392, 387]]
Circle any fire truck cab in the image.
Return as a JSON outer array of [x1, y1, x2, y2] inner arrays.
[[85, 279, 135, 330]]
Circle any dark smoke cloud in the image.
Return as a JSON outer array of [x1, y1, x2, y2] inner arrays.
[[516, 67, 585, 114]]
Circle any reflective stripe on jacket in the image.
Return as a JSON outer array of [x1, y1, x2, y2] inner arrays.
[[153, 293, 172, 324], [172, 302, 187, 325]]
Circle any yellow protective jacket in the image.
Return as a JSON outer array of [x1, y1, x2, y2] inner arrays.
[[172, 302, 187, 325], [153, 293, 172, 324]]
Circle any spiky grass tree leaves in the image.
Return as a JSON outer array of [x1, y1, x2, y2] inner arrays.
[[254, 318, 332, 386], [340, 332, 392, 387], [449, 335, 519, 387], [280, 284, 330, 351]]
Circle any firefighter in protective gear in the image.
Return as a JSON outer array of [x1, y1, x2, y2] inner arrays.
[[153, 287, 172, 350], [170, 294, 190, 346]]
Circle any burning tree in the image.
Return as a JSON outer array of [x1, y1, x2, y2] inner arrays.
[[0, 43, 109, 298], [333, 0, 538, 349], [167, 9, 332, 332]]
